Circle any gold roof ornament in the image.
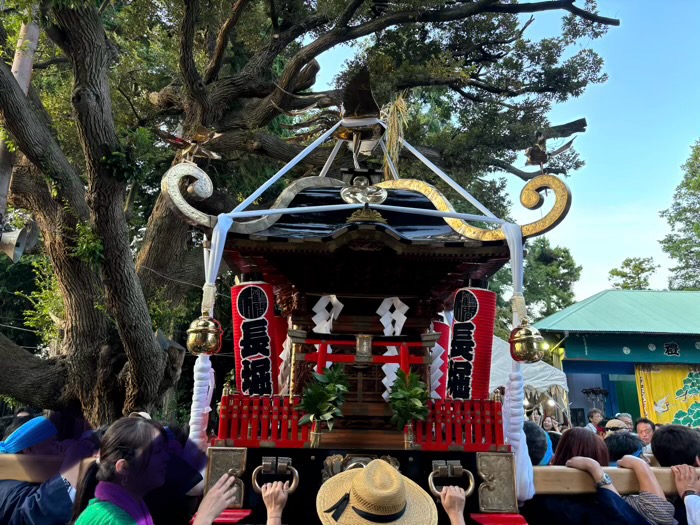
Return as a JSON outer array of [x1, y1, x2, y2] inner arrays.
[[346, 204, 387, 224]]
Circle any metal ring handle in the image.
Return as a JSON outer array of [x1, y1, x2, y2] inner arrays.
[[428, 469, 475, 498], [345, 461, 367, 470], [252, 465, 300, 494]]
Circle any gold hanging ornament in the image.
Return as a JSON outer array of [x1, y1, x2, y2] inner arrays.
[[509, 318, 547, 363], [186, 313, 224, 355]]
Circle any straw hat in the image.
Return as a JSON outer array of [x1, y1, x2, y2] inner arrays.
[[604, 419, 628, 438], [316, 459, 438, 525]]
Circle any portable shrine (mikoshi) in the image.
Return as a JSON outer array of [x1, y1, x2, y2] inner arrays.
[[164, 78, 571, 524]]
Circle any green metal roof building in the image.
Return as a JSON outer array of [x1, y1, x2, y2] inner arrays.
[[535, 290, 700, 423]]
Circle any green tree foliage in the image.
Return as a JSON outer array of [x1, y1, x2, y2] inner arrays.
[[523, 238, 582, 319], [608, 257, 659, 290], [661, 141, 700, 290], [16, 257, 65, 346], [0, 256, 41, 349], [490, 237, 582, 326]]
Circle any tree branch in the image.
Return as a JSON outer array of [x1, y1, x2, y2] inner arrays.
[[180, 0, 212, 118], [337, 0, 366, 27], [0, 60, 88, 217], [248, 0, 505, 127], [269, 0, 280, 30], [117, 85, 145, 125], [243, 0, 617, 127], [543, 117, 587, 139], [52, 6, 165, 410], [209, 14, 330, 108], [291, 59, 320, 92], [451, 16, 534, 59], [489, 158, 566, 181], [452, 87, 522, 110], [208, 129, 348, 167], [0, 333, 69, 409], [203, 0, 250, 84], [33, 56, 69, 69], [485, 1, 620, 26]]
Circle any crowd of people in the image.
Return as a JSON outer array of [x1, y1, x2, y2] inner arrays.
[[522, 407, 700, 525], [0, 408, 474, 525], [2, 406, 700, 525]]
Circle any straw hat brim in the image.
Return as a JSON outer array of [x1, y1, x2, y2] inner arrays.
[[316, 468, 438, 525]]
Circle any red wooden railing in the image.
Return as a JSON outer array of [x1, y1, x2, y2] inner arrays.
[[215, 393, 505, 451], [214, 393, 308, 448], [414, 399, 505, 452]]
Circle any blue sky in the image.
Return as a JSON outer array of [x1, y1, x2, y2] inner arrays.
[[313, 1, 699, 299]]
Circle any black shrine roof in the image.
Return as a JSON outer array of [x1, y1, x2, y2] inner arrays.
[[229, 185, 499, 247]]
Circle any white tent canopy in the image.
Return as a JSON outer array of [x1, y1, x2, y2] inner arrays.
[[489, 336, 568, 393]]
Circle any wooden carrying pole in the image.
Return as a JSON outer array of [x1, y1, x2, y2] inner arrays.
[[0, 455, 95, 483], [534, 465, 694, 497]]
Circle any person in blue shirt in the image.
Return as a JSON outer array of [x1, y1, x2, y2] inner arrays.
[[0, 415, 96, 525]]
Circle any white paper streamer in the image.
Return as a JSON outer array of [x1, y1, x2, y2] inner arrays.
[[311, 295, 343, 371], [378, 297, 409, 401], [278, 315, 293, 395], [429, 321, 446, 399]]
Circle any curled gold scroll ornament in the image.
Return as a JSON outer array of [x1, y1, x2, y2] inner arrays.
[[161, 162, 217, 229], [376, 175, 571, 241]]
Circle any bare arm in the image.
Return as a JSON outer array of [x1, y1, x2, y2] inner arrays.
[[566, 457, 619, 496], [618, 456, 664, 498]]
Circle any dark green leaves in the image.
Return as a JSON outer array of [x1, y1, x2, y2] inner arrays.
[[389, 369, 429, 430], [298, 365, 349, 431], [660, 141, 700, 290]]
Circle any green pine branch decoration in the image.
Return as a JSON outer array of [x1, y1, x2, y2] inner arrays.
[[389, 369, 429, 430], [298, 366, 349, 431]]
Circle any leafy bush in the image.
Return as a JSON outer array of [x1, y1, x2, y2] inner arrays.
[[298, 366, 349, 431], [389, 370, 429, 430]]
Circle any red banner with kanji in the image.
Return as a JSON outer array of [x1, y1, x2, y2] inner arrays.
[[448, 288, 496, 400]]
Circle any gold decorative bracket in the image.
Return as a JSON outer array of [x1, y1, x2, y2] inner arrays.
[[476, 452, 518, 513], [205, 447, 247, 508], [377, 175, 571, 241]]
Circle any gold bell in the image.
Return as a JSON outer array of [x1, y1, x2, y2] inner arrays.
[[509, 318, 546, 363], [186, 314, 223, 355]]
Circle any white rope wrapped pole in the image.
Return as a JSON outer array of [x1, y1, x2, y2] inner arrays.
[[187, 355, 214, 449], [501, 223, 535, 503]]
